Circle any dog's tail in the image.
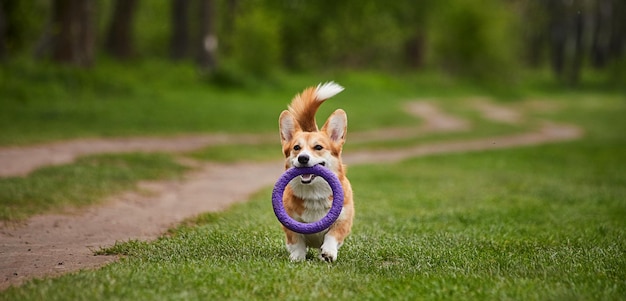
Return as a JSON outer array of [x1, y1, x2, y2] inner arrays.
[[288, 81, 344, 132]]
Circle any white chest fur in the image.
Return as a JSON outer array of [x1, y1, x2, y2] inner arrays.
[[289, 177, 334, 248], [289, 177, 332, 202]]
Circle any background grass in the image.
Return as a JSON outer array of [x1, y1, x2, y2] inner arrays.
[[3, 60, 607, 146], [0, 61, 437, 146], [2, 87, 624, 300]]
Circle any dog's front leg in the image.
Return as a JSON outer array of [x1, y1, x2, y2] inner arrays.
[[284, 229, 307, 261], [320, 217, 352, 262], [320, 234, 341, 262]]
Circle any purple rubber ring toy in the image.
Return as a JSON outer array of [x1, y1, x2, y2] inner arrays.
[[272, 165, 344, 234]]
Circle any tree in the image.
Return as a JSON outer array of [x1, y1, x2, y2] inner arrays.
[[51, 0, 95, 66], [197, 0, 217, 72], [0, 1, 6, 60], [170, 0, 189, 60], [1, 1, 41, 61], [104, 0, 139, 59]]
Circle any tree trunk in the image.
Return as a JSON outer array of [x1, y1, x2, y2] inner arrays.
[[221, 0, 237, 54], [404, 30, 426, 69], [0, 1, 6, 60], [568, 11, 584, 86], [608, 0, 626, 60], [78, 0, 95, 65], [105, 0, 138, 59], [547, 0, 566, 80], [591, 0, 612, 68], [170, 0, 189, 60], [51, 0, 95, 66], [546, 0, 586, 86], [197, 0, 217, 72]]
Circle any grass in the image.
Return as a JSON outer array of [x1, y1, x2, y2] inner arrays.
[[2, 91, 625, 300], [0, 153, 188, 221], [1, 61, 557, 221], [2, 139, 624, 300], [5, 59, 608, 147], [1, 59, 625, 298], [0, 85, 543, 221], [0, 60, 431, 146]]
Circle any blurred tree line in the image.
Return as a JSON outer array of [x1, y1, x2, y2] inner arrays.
[[0, 0, 624, 86]]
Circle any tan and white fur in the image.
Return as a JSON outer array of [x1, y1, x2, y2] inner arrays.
[[278, 82, 354, 262]]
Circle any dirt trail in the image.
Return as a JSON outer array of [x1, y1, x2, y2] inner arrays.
[[0, 134, 275, 178], [1, 161, 283, 289], [0, 101, 461, 178], [0, 100, 583, 290]]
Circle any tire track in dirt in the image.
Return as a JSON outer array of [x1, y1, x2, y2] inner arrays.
[[0, 101, 583, 290]]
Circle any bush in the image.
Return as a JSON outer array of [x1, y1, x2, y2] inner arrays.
[[229, 7, 282, 77], [428, 0, 520, 84]]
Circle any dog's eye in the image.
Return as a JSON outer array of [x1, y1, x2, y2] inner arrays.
[[293, 145, 301, 151], [314, 145, 323, 151]]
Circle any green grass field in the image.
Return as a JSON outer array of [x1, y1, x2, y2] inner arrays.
[[3, 130, 625, 300], [1, 61, 625, 299]]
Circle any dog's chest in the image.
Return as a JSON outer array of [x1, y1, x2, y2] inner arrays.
[[289, 177, 332, 203], [289, 179, 332, 223], [300, 198, 331, 223], [301, 198, 331, 248]]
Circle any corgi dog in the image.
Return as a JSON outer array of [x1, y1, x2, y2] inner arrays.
[[278, 82, 354, 262]]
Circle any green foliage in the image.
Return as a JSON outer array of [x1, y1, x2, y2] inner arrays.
[[607, 56, 626, 90], [230, 6, 282, 76], [276, 0, 418, 70], [428, 0, 520, 83], [0, 153, 188, 221], [2, 0, 624, 88], [0, 0, 49, 57]]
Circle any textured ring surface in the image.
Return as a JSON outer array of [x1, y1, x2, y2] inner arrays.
[[271, 165, 344, 234]]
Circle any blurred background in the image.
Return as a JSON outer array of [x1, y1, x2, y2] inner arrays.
[[1, 0, 624, 89], [1, 0, 625, 146]]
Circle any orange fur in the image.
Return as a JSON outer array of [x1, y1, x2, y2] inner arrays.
[[287, 87, 324, 132], [278, 82, 353, 262]]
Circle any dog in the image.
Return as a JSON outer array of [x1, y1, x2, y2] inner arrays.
[[278, 82, 354, 262]]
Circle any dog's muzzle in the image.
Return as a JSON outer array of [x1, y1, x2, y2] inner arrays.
[[296, 157, 326, 184]]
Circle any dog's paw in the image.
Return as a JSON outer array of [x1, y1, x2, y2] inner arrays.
[[287, 243, 307, 262], [319, 244, 338, 263], [289, 251, 306, 262]]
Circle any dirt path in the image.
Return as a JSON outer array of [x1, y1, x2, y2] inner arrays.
[[0, 101, 583, 290], [0, 101, 463, 178]]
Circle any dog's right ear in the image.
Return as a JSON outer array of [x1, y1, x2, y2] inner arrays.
[[279, 110, 300, 144]]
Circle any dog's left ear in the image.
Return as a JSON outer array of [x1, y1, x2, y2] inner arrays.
[[321, 109, 347, 145], [279, 110, 301, 145]]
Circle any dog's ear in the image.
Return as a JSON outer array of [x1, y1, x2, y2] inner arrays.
[[321, 109, 347, 145], [279, 110, 300, 144]]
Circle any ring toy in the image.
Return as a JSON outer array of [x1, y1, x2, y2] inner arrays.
[[272, 165, 344, 234]]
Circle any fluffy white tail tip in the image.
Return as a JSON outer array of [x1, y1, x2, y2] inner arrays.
[[316, 81, 344, 101]]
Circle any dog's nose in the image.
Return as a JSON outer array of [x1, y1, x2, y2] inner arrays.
[[297, 154, 309, 165]]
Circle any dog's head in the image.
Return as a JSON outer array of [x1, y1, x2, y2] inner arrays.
[[279, 109, 347, 185]]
